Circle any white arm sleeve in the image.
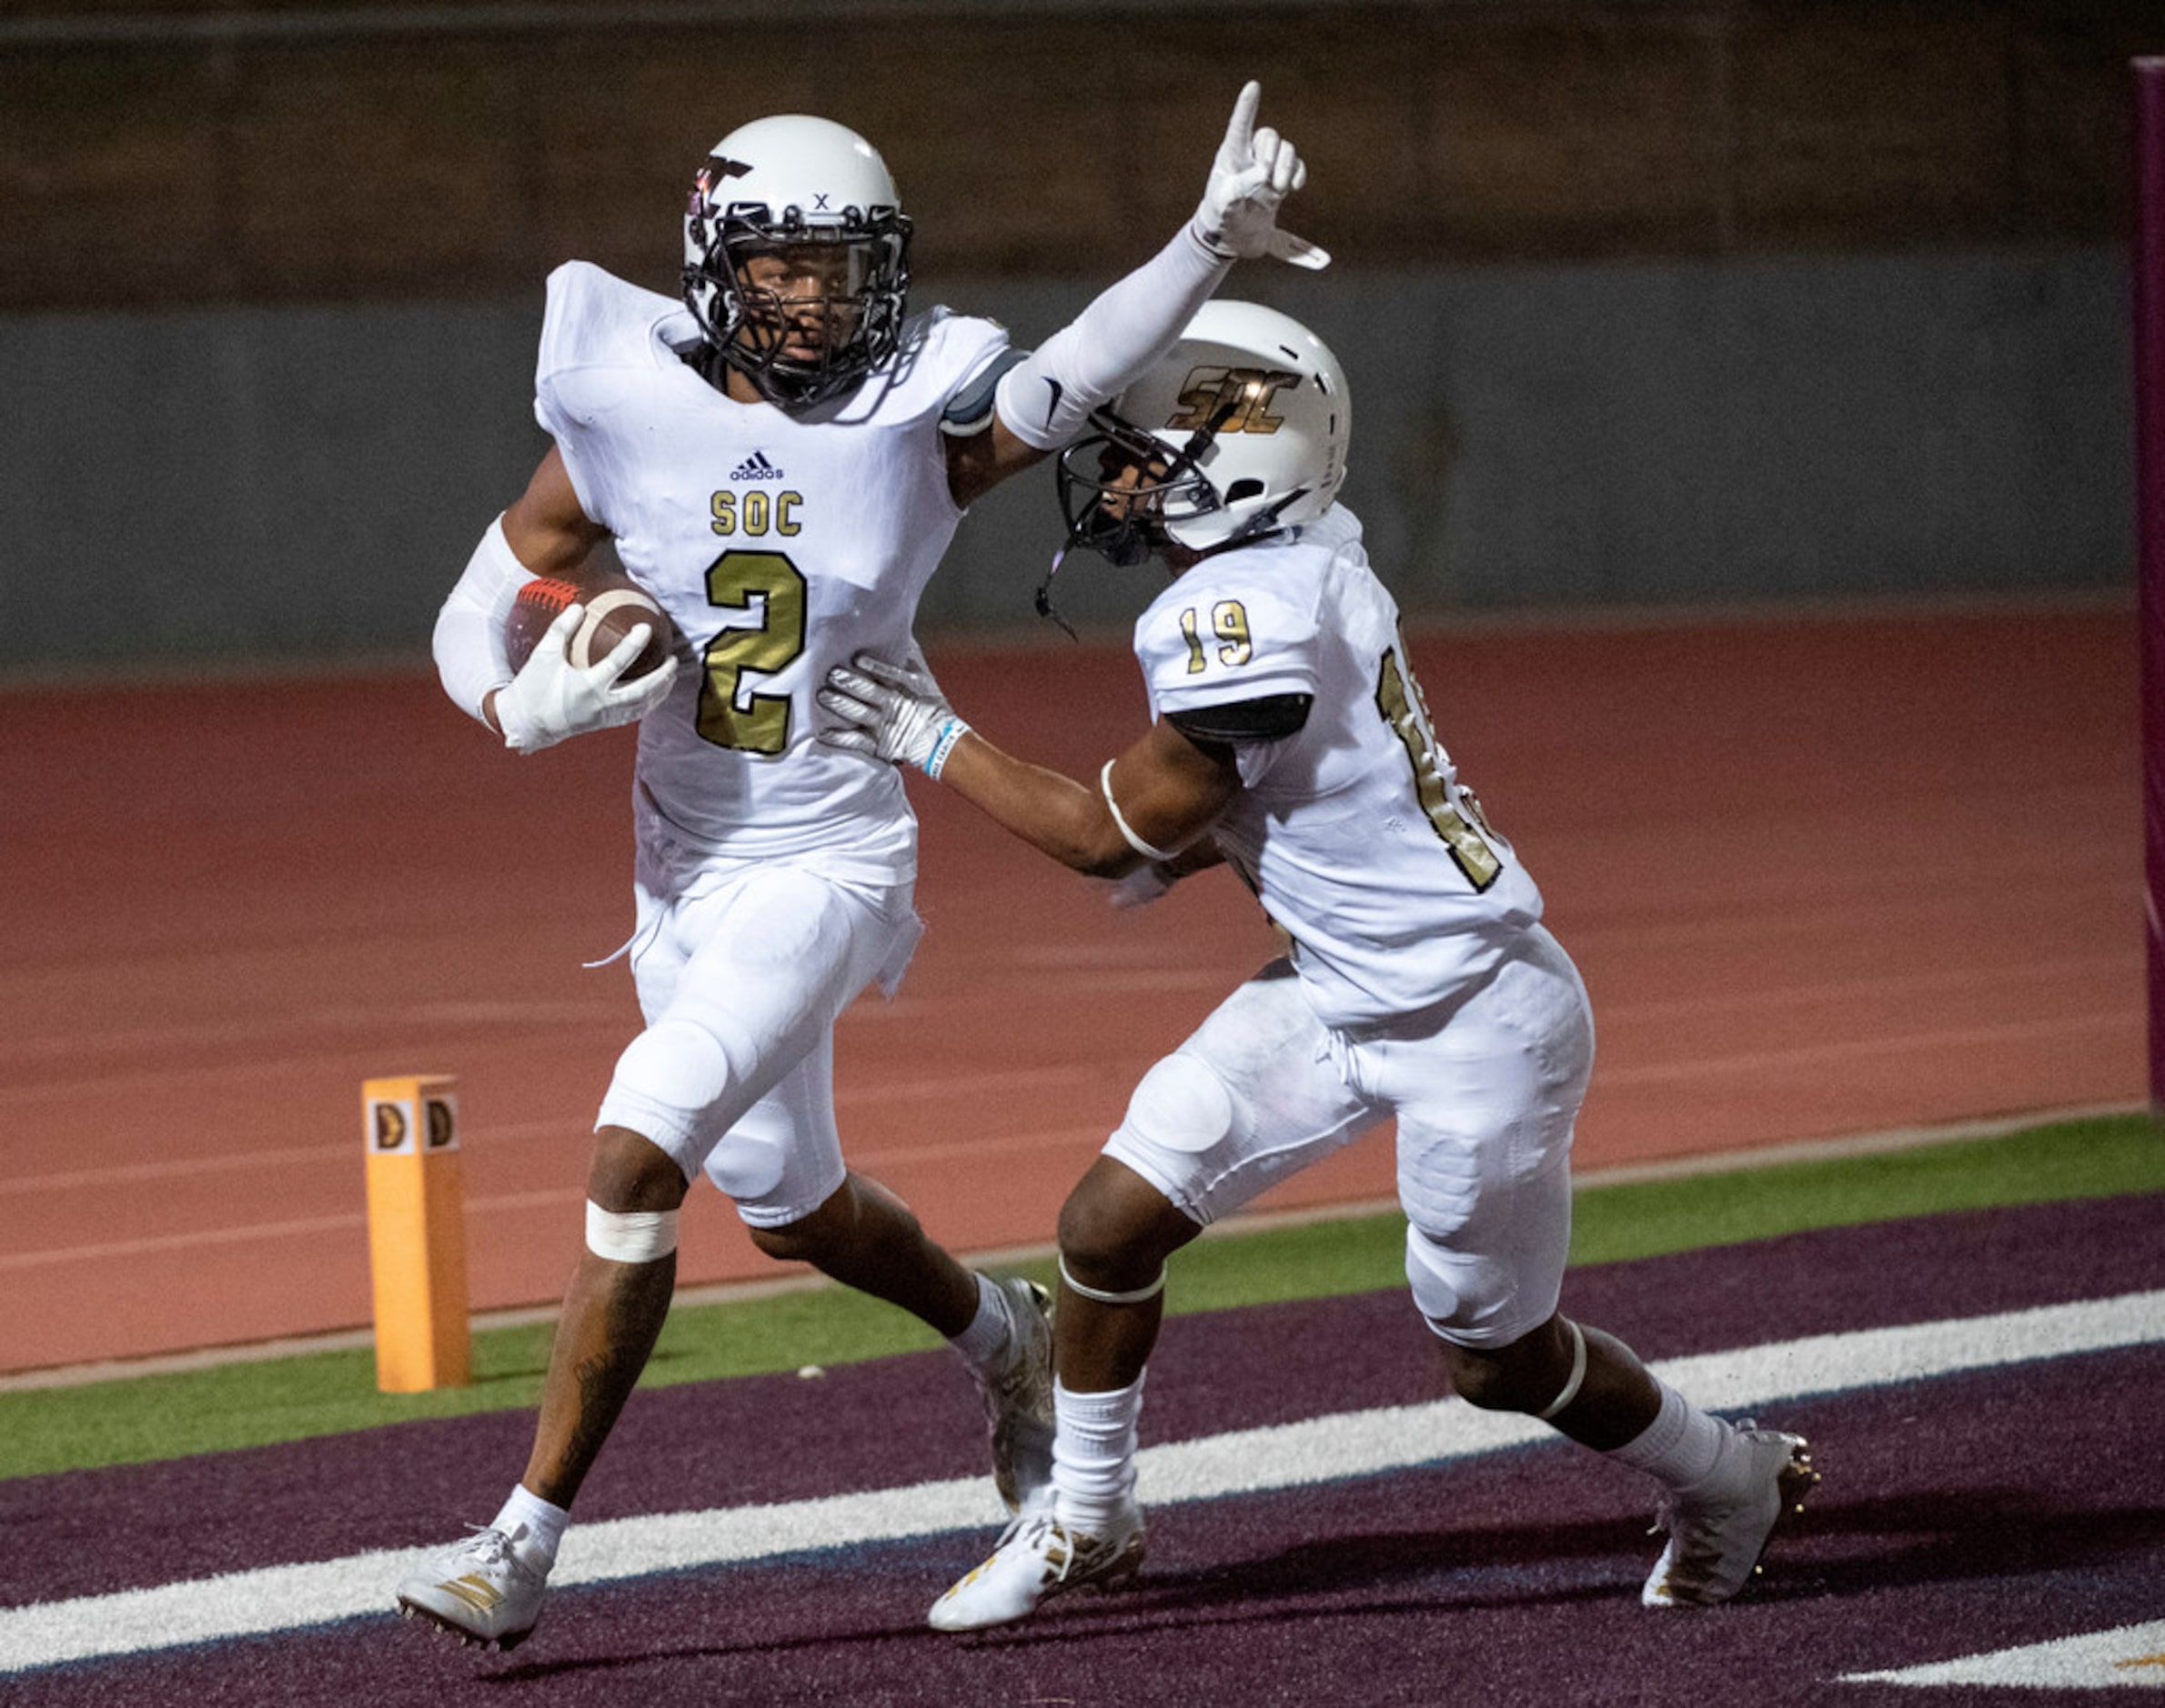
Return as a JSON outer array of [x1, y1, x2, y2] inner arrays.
[[432, 515, 532, 727], [992, 222, 1230, 453]]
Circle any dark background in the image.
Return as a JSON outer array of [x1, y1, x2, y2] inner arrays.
[[2, 0, 2154, 668]]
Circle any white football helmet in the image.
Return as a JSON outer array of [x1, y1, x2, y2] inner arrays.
[[681, 115, 912, 409], [1055, 299, 1349, 565]]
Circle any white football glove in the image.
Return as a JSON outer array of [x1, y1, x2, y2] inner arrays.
[[817, 650, 972, 779], [1193, 81, 1330, 270], [492, 601, 679, 755]]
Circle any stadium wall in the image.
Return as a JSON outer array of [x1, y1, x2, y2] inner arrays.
[[0, 0, 2149, 670], [0, 245, 2130, 671]]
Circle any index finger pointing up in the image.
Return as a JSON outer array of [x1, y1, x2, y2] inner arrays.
[[1221, 79, 1262, 156]]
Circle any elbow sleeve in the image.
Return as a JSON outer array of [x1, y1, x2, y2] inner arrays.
[[433, 515, 530, 725]]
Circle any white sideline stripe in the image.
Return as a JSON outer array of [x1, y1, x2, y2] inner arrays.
[[0, 1290, 2158, 1674], [1841, 1620, 2165, 1687]]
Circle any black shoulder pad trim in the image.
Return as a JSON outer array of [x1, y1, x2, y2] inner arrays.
[[940, 347, 1032, 437], [1167, 693, 1314, 745]]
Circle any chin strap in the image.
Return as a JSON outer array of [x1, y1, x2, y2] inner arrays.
[[1033, 547, 1080, 641]]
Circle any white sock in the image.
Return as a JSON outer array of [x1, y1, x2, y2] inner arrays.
[[492, 1484, 569, 1568], [948, 1272, 1013, 1373], [1052, 1374, 1144, 1535], [1605, 1381, 1732, 1497]]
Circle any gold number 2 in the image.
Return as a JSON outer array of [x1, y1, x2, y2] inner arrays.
[[697, 550, 806, 754], [1374, 641, 1502, 890]]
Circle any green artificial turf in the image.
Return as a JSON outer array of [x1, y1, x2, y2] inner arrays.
[[1, 1111, 2156, 1481]]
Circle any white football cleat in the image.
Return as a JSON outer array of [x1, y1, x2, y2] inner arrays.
[[396, 1524, 550, 1651], [929, 1502, 1148, 1633], [972, 1275, 1056, 1513], [1642, 1425, 1818, 1608]]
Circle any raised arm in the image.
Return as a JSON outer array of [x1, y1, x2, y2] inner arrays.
[[944, 80, 1325, 508]]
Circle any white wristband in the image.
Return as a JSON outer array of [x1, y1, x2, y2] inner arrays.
[[1100, 759, 1177, 861], [923, 717, 971, 780]]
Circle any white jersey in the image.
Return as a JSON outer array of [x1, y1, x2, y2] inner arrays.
[[536, 261, 1012, 883], [1134, 505, 1546, 1028]]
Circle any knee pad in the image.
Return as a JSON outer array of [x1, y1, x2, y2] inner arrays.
[[703, 1126, 790, 1202], [1405, 1224, 1465, 1328], [1404, 1219, 1565, 1349], [609, 1016, 737, 1113], [606, 1017, 749, 1151], [1120, 1052, 1236, 1156]]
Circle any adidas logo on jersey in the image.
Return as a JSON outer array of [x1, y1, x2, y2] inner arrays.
[[730, 451, 784, 482]]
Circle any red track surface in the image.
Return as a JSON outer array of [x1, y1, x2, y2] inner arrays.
[[0, 605, 2142, 1374]]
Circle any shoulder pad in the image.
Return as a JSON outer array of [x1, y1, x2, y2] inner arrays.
[[940, 347, 1031, 437], [539, 261, 680, 387]]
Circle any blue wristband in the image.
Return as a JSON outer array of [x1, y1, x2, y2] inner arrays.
[[923, 717, 971, 780]]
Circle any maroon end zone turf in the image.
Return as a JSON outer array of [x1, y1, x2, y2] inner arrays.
[[2, 1194, 2159, 1704]]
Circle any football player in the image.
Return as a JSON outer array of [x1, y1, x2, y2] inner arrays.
[[398, 87, 1322, 1652], [819, 302, 1818, 1631]]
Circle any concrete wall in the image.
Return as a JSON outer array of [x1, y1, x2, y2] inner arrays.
[[5, 3, 2146, 309], [0, 1, 2149, 669], [0, 242, 2129, 670]]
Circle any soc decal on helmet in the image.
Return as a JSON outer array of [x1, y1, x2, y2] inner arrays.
[[1055, 300, 1350, 571], [682, 115, 912, 410]]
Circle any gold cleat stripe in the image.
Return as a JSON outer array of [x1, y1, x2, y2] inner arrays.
[[437, 1575, 505, 1614]]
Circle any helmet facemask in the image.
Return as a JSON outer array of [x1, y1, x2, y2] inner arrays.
[[683, 164, 911, 410], [1039, 302, 1349, 634], [1038, 404, 1261, 636], [1053, 380, 1309, 568], [1053, 414, 1216, 570]]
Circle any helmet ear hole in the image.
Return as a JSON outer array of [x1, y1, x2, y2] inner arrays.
[[1224, 477, 1265, 505]]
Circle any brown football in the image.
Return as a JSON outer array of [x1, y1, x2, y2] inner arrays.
[[506, 571, 676, 681]]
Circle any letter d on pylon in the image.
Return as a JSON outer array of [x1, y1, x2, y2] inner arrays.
[[362, 1075, 470, 1392]]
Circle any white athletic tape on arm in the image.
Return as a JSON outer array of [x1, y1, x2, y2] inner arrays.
[[1537, 1318, 1589, 1421], [1059, 1253, 1166, 1306], [1100, 760, 1177, 862], [585, 1201, 680, 1264]]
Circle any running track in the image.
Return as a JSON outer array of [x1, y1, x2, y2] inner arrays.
[[0, 601, 2144, 1374]]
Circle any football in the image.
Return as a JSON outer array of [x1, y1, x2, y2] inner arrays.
[[505, 571, 676, 682]]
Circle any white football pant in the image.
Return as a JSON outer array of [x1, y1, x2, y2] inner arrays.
[[1103, 924, 1594, 1348]]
